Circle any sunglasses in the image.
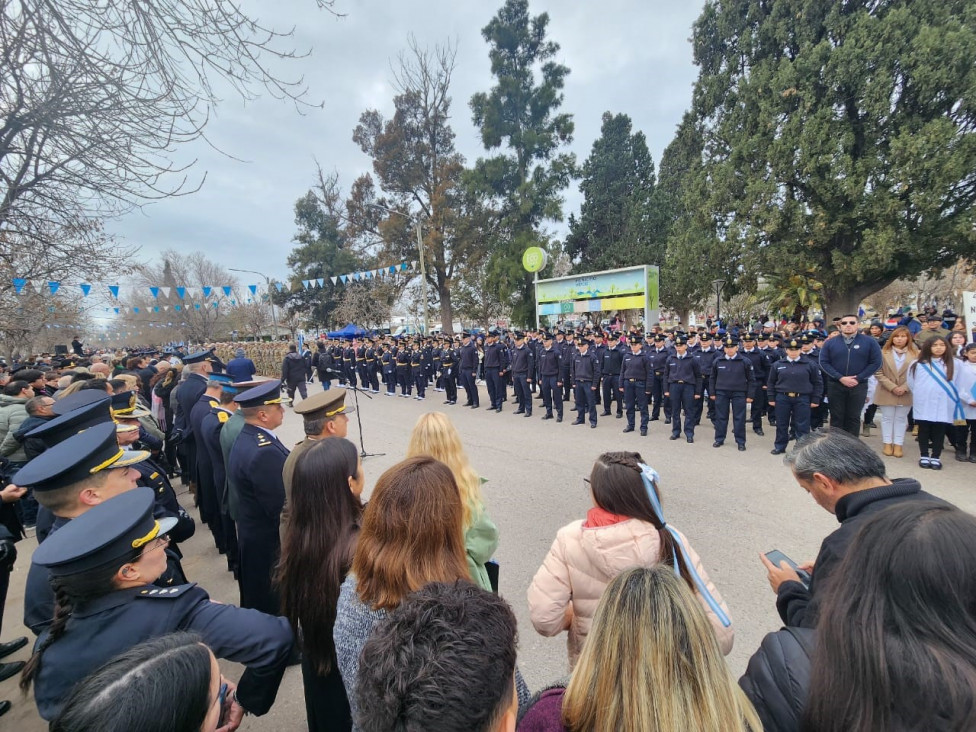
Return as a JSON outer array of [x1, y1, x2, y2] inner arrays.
[[840, 320, 857, 326]]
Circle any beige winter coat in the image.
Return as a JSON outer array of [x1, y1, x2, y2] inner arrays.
[[527, 517, 734, 668], [874, 349, 915, 407]]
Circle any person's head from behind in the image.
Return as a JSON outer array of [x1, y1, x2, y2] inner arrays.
[[783, 429, 888, 514], [563, 566, 760, 732], [356, 581, 518, 732], [353, 456, 467, 611], [50, 632, 225, 732], [406, 412, 482, 528], [805, 502, 976, 731]]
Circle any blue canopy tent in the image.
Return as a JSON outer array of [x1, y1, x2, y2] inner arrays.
[[326, 323, 368, 339]]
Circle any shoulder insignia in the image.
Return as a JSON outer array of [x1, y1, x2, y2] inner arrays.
[[207, 399, 219, 408], [217, 411, 230, 423], [255, 432, 273, 446], [149, 471, 159, 480], [136, 583, 196, 599]]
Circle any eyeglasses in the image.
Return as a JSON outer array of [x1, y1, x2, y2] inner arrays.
[[142, 534, 170, 553], [840, 320, 857, 326]]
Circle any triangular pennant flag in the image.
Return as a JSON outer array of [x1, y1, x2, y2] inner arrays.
[[223, 286, 232, 296], [411, 261, 417, 270], [302, 279, 310, 289], [161, 287, 171, 298], [176, 287, 186, 299], [150, 287, 159, 298], [12, 278, 26, 294], [133, 307, 140, 314], [389, 265, 396, 273], [163, 306, 169, 311], [32, 279, 45, 293], [212, 302, 218, 308], [174, 305, 181, 312], [47, 281, 60, 295], [230, 299, 236, 305], [275, 282, 284, 292], [201, 286, 212, 298], [194, 303, 201, 310], [341, 275, 348, 284], [109, 285, 120, 298], [248, 284, 257, 295], [153, 306, 159, 312], [80, 283, 91, 297], [400, 263, 408, 271], [331, 276, 338, 285], [113, 307, 120, 314], [316, 278, 323, 287]]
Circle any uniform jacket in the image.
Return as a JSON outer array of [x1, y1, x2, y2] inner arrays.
[[174, 372, 208, 436], [767, 356, 823, 398], [570, 350, 601, 383], [739, 627, 814, 732], [709, 353, 756, 394], [226, 356, 258, 382], [873, 349, 915, 407], [527, 512, 734, 667]]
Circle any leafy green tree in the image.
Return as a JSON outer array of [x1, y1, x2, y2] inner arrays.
[[565, 112, 660, 272], [469, 0, 576, 323], [691, 1, 976, 318]]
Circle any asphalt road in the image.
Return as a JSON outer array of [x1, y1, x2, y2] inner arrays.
[[4, 383, 974, 729]]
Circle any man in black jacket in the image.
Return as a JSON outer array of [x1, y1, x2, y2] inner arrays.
[[762, 429, 948, 628]]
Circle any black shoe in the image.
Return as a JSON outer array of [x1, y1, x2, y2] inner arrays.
[[616, 412, 623, 419], [712, 441, 723, 448], [738, 444, 746, 451], [669, 434, 680, 440], [768, 419, 777, 426], [650, 416, 660, 421], [495, 407, 502, 413], [754, 428, 765, 436], [601, 411, 611, 417], [0, 638, 26, 660], [640, 428, 647, 436], [514, 409, 525, 415], [572, 419, 584, 425], [0, 700, 10, 717], [770, 448, 785, 455], [462, 402, 472, 407], [664, 417, 672, 425], [557, 415, 563, 423], [0, 662, 25, 684], [524, 413, 532, 417], [590, 423, 597, 429], [542, 413, 553, 420], [623, 426, 635, 433], [686, 436, 694, 444], [956, 450, 968, 462]]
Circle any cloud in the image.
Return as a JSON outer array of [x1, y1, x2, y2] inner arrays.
[[106, 0, 706, 282]]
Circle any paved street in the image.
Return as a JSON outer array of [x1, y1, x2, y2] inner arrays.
[[4, 383, 974, 730]]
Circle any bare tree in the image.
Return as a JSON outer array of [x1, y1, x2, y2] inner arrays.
[[869, 262, 976, 316], [334, 281, 394, 329]]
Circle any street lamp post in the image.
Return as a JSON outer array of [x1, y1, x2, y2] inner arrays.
[[712, 279, 726, 325], [229, 268, 280, 341], [369, 203, 430, 335]]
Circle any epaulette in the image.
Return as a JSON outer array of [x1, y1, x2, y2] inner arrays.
[[217, 410, 230, 423], [135, 583, 196, 599], [255, 431, 274, 447]]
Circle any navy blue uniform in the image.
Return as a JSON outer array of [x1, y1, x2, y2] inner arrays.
[[570, 349, 602, 426], [174, 372, 208, 486], [395, 348, 411, 396], [695, 347, 720, 422], [767, 356, 823, 452], [647, 346, 671, 421], [228, 423, 288, 614], [740, 346, 770, 431], [710, 354, 755, 448], [537, 344, 563, 420], [199, 404, 239, 575], [459, 341, 480, 406], [664, 353, 702, 439], [601, 343, 624, 417], [483, 341, 508, 410], [510, 344, 535, 415], [189, 394, 221, 534], [410, 349, 426, 398], [620, 348, 651, 433], [33, 583, 293, 721]]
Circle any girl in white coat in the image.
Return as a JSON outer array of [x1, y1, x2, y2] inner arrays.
[[907, 337, 967, 470]]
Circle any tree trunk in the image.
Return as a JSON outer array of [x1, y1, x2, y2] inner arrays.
[[438, 283, 454, 334]]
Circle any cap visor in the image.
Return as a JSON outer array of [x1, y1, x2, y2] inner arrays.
[[113, 449, 150, 468], [157, 515, 179, 536], [115, 423, 140, 433], [338, 405, 356, 414]]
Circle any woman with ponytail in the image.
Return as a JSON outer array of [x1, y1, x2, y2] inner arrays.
[[527, 451, 733, 668]]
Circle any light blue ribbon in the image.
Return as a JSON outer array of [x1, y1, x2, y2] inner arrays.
[[639, 463, 731, 627]]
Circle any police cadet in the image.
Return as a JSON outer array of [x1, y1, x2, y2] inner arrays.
[[185, 376, 224, 545], [664, 335, 702, 442], [760, 333, 783, 426], [801, 333, 828, 429], [173, 349, 216, 495], [739, 333, 769, 436], [366, 337, 381, 393], [343, 340, 357, 388], [620, 333, 652, 435], [22, 487, 294, 723], [571, 335, 602, 428], [395, 339, 411, 397], [591, 330, 606, 408], [227, 379, 289, 615], [459, 331, 480, 408], [600, 332, 624, 418], [710, 335, 755, 452], [561, 331, 576, 403], [537, 332, 564, 422], [695, 332, 719, 424], [410, 339, 426, 401], [648, 333, 671, 423], [483, 328, 507, 412], [510, 331, 535, 417], [381, 342, 396, 396], [767, 337, 823, 455], [431, 338, 444, 392], [438, 337, 458, 405]]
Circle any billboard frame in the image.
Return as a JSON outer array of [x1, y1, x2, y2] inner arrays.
[[533, 264, 660, 330]]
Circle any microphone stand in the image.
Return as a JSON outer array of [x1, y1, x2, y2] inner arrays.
[[322, 367, 384, 460]]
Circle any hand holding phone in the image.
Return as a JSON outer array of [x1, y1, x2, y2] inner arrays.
[[764, 550, 812, 586]]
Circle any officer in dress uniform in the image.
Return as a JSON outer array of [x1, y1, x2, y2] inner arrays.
[[648, 334, 671, 423], [664, 335, 702, 442], [537, 332, 564, 422], [173, 349, 217, 497], [767, 337, 823, 455], [801, 333, 828, 429], [410, 339, 427, 400], [560, 331, 576, 403], [25, 487, 294, 722], [510, 332, 535, 417], [620, 333, 652, 435], [227, 380, 290, 615], [343, 341, 357, 388], [600, 332, 624, 418], [198, 378, 241, 576], [739, 333, 769, 436], [483, 328, 507, 412], [459, 331, 480, 408], [710, 336, 755, 451], [570, 336, 601, 428], [366, 338, 381, 393], [439, 337, 458, 405], [695, 332, 719, 424]]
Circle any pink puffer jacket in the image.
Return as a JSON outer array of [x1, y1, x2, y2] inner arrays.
[[527, 515, 734, 668]]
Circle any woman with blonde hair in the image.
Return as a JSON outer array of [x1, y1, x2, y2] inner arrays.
[[874, 325, 919, 457], [406, 411, 499, 592], [519, 566, 761, 732]]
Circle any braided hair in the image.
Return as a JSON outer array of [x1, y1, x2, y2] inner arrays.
[[21, 546, 141, 692], [589, 451, 694, 589]]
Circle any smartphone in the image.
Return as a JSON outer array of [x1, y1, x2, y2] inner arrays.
[[765, 550, 812, 587], [217, 682, 228, 727]]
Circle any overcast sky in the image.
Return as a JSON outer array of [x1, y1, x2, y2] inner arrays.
[[106, 0, 706, 287]]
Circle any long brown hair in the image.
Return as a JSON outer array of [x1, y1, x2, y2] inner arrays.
[[589, 451, 693, 588], [276, 438, 363, 675], [910, 336, 954, 380], [881, 326, 918, 357], [353, 456, 468, 611]]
